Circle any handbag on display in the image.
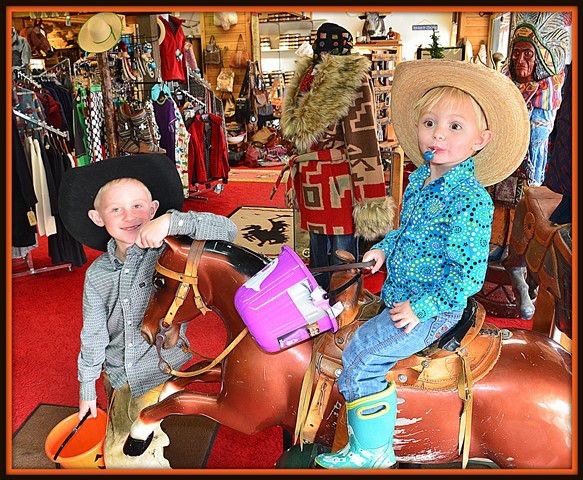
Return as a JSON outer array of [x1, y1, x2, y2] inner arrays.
[[223, 93, 236, 118], [235, 60, 252, 124], [252, 62, 273, 117], [251, 126, 275, 145], [244, 142, 265, 168], [230, 33, 250, 68], [270, 78, 283, 116], [204, 35, 222, 65], [216, 67, 235, 93]]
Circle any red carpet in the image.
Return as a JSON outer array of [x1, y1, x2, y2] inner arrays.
[[10, 170, 532, 468]]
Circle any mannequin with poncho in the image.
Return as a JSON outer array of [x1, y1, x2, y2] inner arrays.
[[280, 23, 394, 290]]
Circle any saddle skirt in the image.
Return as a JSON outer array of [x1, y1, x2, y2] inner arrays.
[[296, 289, 503, 445], [318, 290, 501, 389]]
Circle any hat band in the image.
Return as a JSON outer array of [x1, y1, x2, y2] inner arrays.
[[93, 26, 114, 45]]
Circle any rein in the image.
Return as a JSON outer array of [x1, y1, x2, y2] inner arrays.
[[310, 260, 375, 304], [153, 242, 372, 378]]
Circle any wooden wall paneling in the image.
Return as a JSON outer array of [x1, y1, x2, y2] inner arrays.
[[200, 12, 253, 98], [457, 12, 492, 57]]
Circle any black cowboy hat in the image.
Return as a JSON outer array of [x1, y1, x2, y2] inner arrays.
[[58, 154, 184, 251]]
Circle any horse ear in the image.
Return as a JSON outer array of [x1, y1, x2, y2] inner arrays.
[[163, 236, 181, 251]]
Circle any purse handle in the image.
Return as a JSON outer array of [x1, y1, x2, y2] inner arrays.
[[239, 60, 252, 99], [235, 33, 244, 52]]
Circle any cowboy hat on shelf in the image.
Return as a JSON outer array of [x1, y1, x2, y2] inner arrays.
[[77, 12, 123, 53], [391, 59, 530, 187]]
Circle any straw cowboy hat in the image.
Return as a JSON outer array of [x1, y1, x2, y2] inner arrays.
[[391, 59, 530, 187], [78, 12, 123, 53], [58, 154, 184, 251]]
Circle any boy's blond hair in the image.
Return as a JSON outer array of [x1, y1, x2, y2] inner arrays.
[[93, 178, 153, 210], [414, 86, 489, 131]]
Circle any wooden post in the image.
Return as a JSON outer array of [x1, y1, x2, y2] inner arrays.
[[390, 146, 404, 228], [96, 52, 118, 157]]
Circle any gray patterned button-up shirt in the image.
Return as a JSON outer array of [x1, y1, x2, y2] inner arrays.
[[78, 210, 237, 400]]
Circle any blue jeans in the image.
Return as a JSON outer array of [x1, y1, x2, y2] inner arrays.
[[309, 232, 359, 291], [338, 308, 463, 402]]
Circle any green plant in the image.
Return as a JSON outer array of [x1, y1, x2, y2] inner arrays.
[[429, 29, 444, 59]]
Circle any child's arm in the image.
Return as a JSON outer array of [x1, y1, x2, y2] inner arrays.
[[78, 274, 109, 419], [136, 210, 237, 248], [408, 189, 494, 322]]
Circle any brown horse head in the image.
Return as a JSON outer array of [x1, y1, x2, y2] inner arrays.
[[21, 19, 54, 57], [141, 237, 269, 349], [141, 238, 365, 351], [141, 236, 193, 348]]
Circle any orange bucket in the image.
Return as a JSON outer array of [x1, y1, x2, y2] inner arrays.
[[44, 408, 108, 469]]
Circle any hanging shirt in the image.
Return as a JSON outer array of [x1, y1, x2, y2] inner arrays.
[[152, 95, 190, 196], [158, 15, 187, 82], [372, 158, 494, 322]]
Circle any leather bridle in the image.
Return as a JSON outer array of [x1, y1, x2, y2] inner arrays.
[[152, 240, 374, 378]]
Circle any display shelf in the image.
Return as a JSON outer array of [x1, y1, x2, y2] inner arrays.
[[259, 13, 311, 23], [258, 14, 325, 79], [261, 48, 301, 53]]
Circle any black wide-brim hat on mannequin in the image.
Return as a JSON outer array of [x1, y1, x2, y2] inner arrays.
[[58, 154, 184, 252]]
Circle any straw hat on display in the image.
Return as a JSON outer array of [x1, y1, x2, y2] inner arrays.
[[77, 12, 123, 53], [156, 16, 166, 44], [391, 59, 530, 187]]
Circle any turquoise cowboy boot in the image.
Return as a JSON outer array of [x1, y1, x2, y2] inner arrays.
[[315, 383, 397, 469]]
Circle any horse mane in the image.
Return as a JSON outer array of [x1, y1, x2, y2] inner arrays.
[[167, 237, 270, 279]]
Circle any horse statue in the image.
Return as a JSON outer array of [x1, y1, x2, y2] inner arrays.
[[124, 237, 572, 469], [20, 19, 54, 57]]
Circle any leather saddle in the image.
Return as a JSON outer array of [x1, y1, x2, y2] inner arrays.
[[296, 291, 503, 447], [318, 295, 501, 390], [511, 186, 564, 273]]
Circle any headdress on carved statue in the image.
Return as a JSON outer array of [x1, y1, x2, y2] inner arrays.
[[510, 12, 570, 80]]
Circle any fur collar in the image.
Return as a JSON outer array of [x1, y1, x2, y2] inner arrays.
[[281, 54, 371, 152]]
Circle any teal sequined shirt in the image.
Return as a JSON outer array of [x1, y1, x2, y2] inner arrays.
[[372, 158, 493, 321]]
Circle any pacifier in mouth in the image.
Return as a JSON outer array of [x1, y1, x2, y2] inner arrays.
[[423, 148, 435, 161]]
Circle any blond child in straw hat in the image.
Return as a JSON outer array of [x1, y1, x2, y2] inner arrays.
[[315, 60, 529, 469]]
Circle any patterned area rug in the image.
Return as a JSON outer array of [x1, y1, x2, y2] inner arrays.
[[229, 206, 294, 257]]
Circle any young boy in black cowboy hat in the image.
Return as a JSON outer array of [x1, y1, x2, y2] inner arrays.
[[59, 155, 236, 462], [315, 60, 529, 469]]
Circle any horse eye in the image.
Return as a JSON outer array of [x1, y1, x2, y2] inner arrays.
[[153, 276, 165, 289]]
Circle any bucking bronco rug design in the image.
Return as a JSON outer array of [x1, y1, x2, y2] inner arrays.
[[229, 207, 295, 257]]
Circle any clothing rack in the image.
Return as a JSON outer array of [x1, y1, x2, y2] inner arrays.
[[181, 88, 227, 201], [12, 250, 73, 278], [179, 88, 207, 111], [15, 69, 42, 90], [37, 57, 72, 80], [12, 107, 74, 277], [13, 109, 70, 140]]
